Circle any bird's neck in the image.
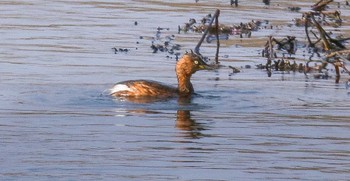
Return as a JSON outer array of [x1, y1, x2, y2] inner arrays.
[[176, 60, 194, 96], [177, 72, 193, 96]]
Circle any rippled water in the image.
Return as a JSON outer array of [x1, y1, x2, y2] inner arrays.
[[1, 0, 350, 180]]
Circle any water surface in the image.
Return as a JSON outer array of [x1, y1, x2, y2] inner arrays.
[[1, 0, 350, 180]]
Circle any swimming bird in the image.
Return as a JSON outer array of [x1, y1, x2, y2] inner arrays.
[[110, 50, 211, 99]]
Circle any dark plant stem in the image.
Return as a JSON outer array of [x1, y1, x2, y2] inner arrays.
[[194, 9, 220, 55], [215, 10, 220, 64]]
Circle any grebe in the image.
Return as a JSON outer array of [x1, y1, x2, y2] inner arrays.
[[110, 51, 211, 98]]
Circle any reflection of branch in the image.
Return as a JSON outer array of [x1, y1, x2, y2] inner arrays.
[[268, 36, 274, 60], [334, 61, 340, 83]]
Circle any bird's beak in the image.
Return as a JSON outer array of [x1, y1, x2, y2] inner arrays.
[[199, 64, 212, 70], [198, 59, 214, 70]]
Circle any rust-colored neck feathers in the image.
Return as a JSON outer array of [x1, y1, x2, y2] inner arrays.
[[176, 54, 195, 96]]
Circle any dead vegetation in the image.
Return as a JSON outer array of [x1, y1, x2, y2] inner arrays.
[[185, 0, 350, 84], [114, 0, 350, 85], [191, 0, 350, 83]]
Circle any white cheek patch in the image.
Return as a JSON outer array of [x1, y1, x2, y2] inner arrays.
[[109, 84, 132, 95]]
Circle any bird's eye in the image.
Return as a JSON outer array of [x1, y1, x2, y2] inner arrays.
[[194, 60, 198, 65]]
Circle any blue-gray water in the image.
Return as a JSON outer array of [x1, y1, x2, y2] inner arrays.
[[1, 0, 350, 180]]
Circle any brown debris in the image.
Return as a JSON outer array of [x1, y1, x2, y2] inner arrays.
[[311, 0, 333, 11]]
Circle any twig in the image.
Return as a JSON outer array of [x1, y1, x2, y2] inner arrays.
[[215, 11, 220, 64], [310, 13, 331, 50], [334, 62, 340, 83], [312, 0, 333, 11], [194, 9, 220, 54], [304, 14, 315, 47], [230, 0, 238, 7]]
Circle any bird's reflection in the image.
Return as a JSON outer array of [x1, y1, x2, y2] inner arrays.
[[116, 96, 171, 104], [113, 96, 208, 139], [175, 96, 207, 139], [175, 109, 206, 139]]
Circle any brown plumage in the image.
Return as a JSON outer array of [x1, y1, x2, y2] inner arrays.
[[110, 51, 211, 99]]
